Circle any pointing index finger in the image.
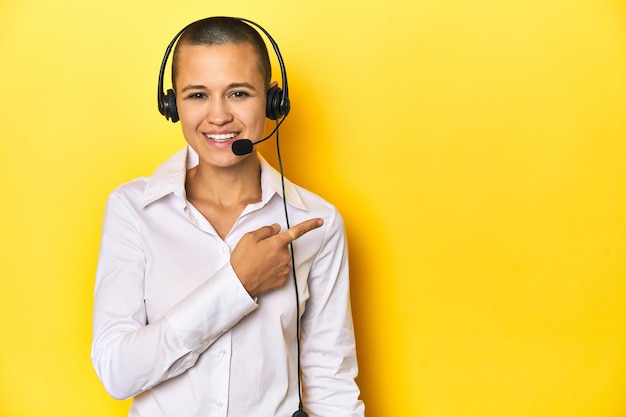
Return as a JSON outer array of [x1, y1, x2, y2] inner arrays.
[[280, 218, 324, 244]]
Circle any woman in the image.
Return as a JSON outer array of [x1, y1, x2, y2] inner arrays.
[[91, 17, 364, 417]]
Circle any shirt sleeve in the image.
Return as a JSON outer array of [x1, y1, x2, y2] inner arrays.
[[299, 208, 365, 417], [90, 189, 258, 400]]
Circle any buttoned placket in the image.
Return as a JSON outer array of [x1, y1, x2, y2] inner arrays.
[[183, 200, 233, 415]]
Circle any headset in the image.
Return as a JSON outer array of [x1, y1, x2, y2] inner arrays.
[[157, 17, 290, 123], [156, 17, 306, 417]]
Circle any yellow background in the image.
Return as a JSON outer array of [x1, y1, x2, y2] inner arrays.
[[1, 0, 625, 416]]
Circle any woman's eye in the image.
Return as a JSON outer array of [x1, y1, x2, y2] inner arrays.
[[187, 93, 206, 100], [230, 91, 250, 99]]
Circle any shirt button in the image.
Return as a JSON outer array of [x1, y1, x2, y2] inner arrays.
[[219, 349, 227, 357], [222, 246, 228, 254], [216, 401, 224, 409]]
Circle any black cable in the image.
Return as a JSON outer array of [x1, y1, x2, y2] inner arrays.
[[275, 121, 308, 417]]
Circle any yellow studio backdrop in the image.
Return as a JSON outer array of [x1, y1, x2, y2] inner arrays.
[[1, 0, 625, 416]]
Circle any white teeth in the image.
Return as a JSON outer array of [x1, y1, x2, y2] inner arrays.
[[205, 133, 237, 142]]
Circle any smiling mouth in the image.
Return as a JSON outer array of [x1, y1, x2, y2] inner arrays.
[[204, 132, 237, 142]]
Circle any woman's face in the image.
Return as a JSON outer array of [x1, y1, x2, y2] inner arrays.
[[174, 42, 267, 169]]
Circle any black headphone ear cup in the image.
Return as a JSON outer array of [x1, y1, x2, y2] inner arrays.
[[279, 94, 291, 118], [164, 89, 179, 123], [266, 86, 282, 120]]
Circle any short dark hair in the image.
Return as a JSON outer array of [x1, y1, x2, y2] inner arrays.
[[171, 17, 271, 91]]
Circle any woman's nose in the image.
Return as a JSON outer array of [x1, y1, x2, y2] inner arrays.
[[206, 99, 233, 125]]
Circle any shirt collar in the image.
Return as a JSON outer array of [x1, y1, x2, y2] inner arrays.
[[141, 145, 306, 211]]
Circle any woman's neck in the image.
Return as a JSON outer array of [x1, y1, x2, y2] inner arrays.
[[184, 154, 262, 239], [185, 154, 262, 207]]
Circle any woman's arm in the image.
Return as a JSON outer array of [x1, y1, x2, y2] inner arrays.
[[299, 209, 365, 417], [91, 190, 258, 400]]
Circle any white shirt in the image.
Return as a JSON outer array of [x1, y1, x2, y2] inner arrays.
[[91, 146, 364, 417]]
